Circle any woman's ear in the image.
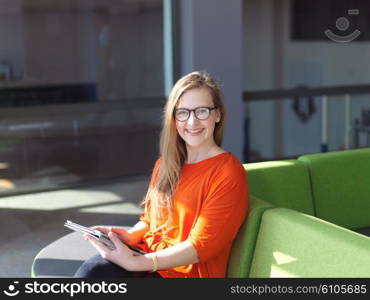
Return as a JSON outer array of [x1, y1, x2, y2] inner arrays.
[[216, 110, 221, 123]]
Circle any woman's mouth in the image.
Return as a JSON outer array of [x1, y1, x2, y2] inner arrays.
[[185, 129, 204, 136]]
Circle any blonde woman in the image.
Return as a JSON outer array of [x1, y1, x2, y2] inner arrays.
[[74, 71, 248, 278]]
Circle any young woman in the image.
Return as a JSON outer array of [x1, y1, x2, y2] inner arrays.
[[74, 71, 248, 278]]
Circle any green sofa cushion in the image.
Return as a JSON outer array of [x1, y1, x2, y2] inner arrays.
[[250, 208, 370, 277], [244, 160, 315, 215], [299, 148, 370, 229], [227, 196, 273, 277]]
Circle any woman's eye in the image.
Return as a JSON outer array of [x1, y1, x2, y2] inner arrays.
[[177, 110, 188, 118], [196, 108, 208, 116]]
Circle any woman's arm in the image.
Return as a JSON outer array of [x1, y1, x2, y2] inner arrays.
[[86, 232, 199, 272], [126, 240, 199, 272]]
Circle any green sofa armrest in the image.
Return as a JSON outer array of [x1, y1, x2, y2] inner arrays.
[[250, 208, 370, 277], [227, 195, 273, 277]]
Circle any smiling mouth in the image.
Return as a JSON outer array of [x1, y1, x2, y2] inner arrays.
[[185, 129, 204, 135]]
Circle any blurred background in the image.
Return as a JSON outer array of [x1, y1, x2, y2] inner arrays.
[[0, 0, 369, 276]]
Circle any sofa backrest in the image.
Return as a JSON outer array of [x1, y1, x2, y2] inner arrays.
[[299, 148, 370, 230], [245, 160, 315, 215], [249, 208, 370, 277]]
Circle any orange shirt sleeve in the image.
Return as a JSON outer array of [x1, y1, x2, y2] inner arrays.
[[139, 158, 161, 225], [187, 163, 248, 262]]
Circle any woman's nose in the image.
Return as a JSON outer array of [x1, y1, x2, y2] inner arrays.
[[187, 111, 198, 125]]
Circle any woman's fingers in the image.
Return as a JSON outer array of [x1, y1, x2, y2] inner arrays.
[[86, 235, 109, 251], [84, 231, 135, 270], [110, 227, 131, 243], [108, 232, 123, 249], [108, 232, 135, 261], [91, 226, 111, 234], [89, 226, 133, 246], [91, 226, 126, 237]]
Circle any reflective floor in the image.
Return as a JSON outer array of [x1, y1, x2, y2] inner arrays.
[[0, 175, 149, 277]]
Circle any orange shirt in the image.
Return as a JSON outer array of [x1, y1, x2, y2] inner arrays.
[[139, 152, 248, 278]]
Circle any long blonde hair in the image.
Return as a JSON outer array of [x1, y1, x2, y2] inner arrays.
[[144, 71, 227, 231]]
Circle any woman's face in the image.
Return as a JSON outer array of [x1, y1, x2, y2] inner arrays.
[[175, 87, 221, 150]]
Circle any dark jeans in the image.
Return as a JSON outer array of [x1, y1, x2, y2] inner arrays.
[[73, 254, 162, 278]]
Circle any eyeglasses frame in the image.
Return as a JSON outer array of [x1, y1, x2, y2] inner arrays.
[[174, 106, 218, 122]]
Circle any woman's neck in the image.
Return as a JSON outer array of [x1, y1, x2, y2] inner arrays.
[[186, 144, 225, 164]]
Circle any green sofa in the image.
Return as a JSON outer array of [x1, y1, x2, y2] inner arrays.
[[227, 148, 370, 278], [32, 148, 370, 278]]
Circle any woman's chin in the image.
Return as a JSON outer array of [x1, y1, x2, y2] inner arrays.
[[183, 138, 207, 149], [180, 132, 213, 149]]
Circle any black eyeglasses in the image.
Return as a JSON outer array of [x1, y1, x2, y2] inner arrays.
[[174, 106, 217, 122]]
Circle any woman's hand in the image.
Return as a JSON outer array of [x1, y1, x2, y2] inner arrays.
[[85, 231, 200, 272], [84, 231, 136, 271], [92, 226, 136, 246]]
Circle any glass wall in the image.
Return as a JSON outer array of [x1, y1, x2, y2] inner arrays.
[[0, 0, 164, 195], [243, 0, 370, 162]]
